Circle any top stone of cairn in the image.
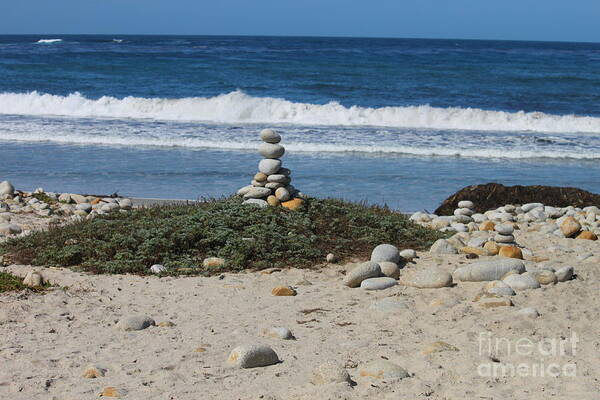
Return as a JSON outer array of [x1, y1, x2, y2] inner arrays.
[[260, 129, 281, 144]]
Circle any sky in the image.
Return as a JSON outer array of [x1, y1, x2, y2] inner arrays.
[[1, 0, 600, 43]]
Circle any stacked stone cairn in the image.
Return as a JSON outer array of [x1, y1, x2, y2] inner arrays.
[[236, 129, 303, 209]]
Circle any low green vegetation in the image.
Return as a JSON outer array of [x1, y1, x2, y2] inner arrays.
[[0, 271, 46, 293], [0, 197, 445, 275]]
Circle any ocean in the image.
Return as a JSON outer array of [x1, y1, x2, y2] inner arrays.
[[1, 35, 600, 211]]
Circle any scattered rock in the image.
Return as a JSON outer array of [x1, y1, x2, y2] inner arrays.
[[400, 269, 453, 288], [576, 231, 598, 240], [158, 321, 175, 327], [360, 277, 397, 290], [484, 280, 515, 296], [359, 360, 409, 380], [342, 261, 382, 288], [311, 362, 352, 385], [326, 253, 337, 263], [100, 387, 122, 398], [498, 245, 523, 259], [454, 259, 525, 281], [150, 264, 167, 274], [271, 286, 297, 296], [263, 327, 294, 340], [116, 315, 155, 331], [82, 365, 106, 378], [429, 239, 458, 254], [203, 257, 225, 268], [503, 273, 541, 290], [560, 216, 581, 238], [517, 307, 540, 319], [22, 271, 44, 287], [555, 266, 574, 282], [227, 344, 279, 368], [378, 261, 400, 279], [370, 244, 400, 264]]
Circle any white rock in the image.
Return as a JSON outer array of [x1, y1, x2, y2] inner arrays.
[[243, 187, 272, 199], [75, 203, 92, 213], [258, 143, 285, 159], [258, 159, 282, 175], [326, 253, 337, 263], [116, 315, 155, 331], [503, 273, 541, 290], [399, 249, 417, 260], [454, 208, 474, 216], [242, 199, 268, 208], [555, 266, 574, 282], [495, 224, 514, 235], [458, 200, 474, 209], [263, 327, 294, 340], [485, 280, 515, 296], [400, 269, 453, 288], [429, 239, 457, 254], [227, 344, 279, 368], [150, 264, 167, 274], [522, 203, 544, 212], [358, 360, 409, 381]]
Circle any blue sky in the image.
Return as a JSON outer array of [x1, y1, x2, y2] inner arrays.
[[1, 0, 599, 42]]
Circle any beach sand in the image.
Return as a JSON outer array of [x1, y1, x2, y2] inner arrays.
[[1, 229, 599, 399]]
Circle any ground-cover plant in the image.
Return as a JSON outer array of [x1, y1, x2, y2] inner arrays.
[[0, 271, 47, 293], [0, 197, 445, 275]]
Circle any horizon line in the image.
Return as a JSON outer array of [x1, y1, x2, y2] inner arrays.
[[1, 33, 599, 45]]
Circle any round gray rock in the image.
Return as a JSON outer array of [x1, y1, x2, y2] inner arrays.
[[227, 344, 279, 368], [116, 315, 156, 331], [258, 143, 285, 159], [378, 261, 400, 279], [458, 200, 474, 209], [275, 187, 291, 202], [370, 244, 400, 264], [243, 187, 272, 199], [453, 259, 525, 282], [260, 129, 281, 144], [258, 159, 282, 175], [495, 224, 514, 235], [311, 362, 351, 385], [503, 273, 541, 290], [360, 277, 397, 290], [343, 262, 382, 288]]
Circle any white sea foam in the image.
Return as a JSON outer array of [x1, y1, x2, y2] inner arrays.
[[36, 39, 63, 44], [1, 90, 600, 134], [112, 39, 123, 43]]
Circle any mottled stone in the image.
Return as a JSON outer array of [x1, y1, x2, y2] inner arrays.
[[343, 262, 381, 288], [359, 360, 409, 380], [378, 261, 400, 279], [561, 216, 581, 238], [227, 344, 279, 368], [116, 315, 155, 331], [400, 269, 453, 288], [311, 362, 351, 385], [271, 286, 297, 296]]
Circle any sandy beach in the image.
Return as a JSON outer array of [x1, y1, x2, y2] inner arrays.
[[2, 223, 599, 399]]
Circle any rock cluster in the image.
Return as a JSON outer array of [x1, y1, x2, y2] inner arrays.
[[236, 129, 304, 209]]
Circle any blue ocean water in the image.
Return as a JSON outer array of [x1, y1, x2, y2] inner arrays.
[[1, 35, 600, 210]]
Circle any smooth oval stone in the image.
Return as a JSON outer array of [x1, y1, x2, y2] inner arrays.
[[458, 200, 474, 209], [399, 249, 417, 260], [343, 262, 381, 288], [453, 259, 525, 281], [522, 203, 544, 212], [0, 181, 14, 196], [227, 344, 279, 368], [311, 362, 351, 385], [258, 159, 281, 175], [400, 269, 453, 288], [265, 182, 283, 190], [378, 261, 400, 279], [495, 224, 514, 235], [517, 307, 540, 318], [260, 129, 281, 144], [529, 269, 557, 285], [503, 273, 541, 290], [359, 360, 409, 381], [360, 277, 397, 290], [275, 187, 291, 202], [243, 187, 272, 199], [264, 327, 294, 340], [237, 185, 254, 196], [370, 244, 400, 264], [429, 239, 458, 254], [150, 264, 167, 274], [495, 233, 515, 243], [454, 208, 474, 216], [116, 315, 155, 331], [484, 280, 515, 296], [266, 174, 289, 184], [254, 172, 268, 182], [258, 143, 285, 159], [555, 266, 574, 282]]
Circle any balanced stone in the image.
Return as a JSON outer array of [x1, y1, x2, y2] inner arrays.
[[267, 174, 289, 184], [258, 143, 285, 159], [343, 261, 381, 288], [258, 159, 282, 175], [275, 187, 291, 202], [227, 344, 279, 368], [237, 185, 254, 196], [378, 261, 400, 279], [265, 182, 283, 190], [495, 233, 515, 243], [453, 259, 525, 281], [260, 129, 281, 144], [278, 167, 291, 176], [254, 172, 268, 182], [370, 244, 400, 264], [360, 277, 397, 290], [495, 224, 514, 235], [458, 200, 474, 209], [242, 199, 268, 207]]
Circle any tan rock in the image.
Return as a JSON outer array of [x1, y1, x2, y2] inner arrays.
[[483, 241, 500, 255], [158, 321, 175, 327], [267, 195, 280, 207], [90, 197, 102, 205], [530, 270, 557, 285], [560, 216, 581, 238], [100, 387, 121, 397], [576, 231, 598, 241], [202, 257, 225, 268], [254, 172, 268, 182], [459, 246, 491, 256], [422, 341, 459, 355], [281, 198, 304, 211], [271, 286, 297, 296], [479, 297, 513, 308], [498, 245, 523, 259], [82, 365, 105, 378], [479, 221, 496, 231]]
